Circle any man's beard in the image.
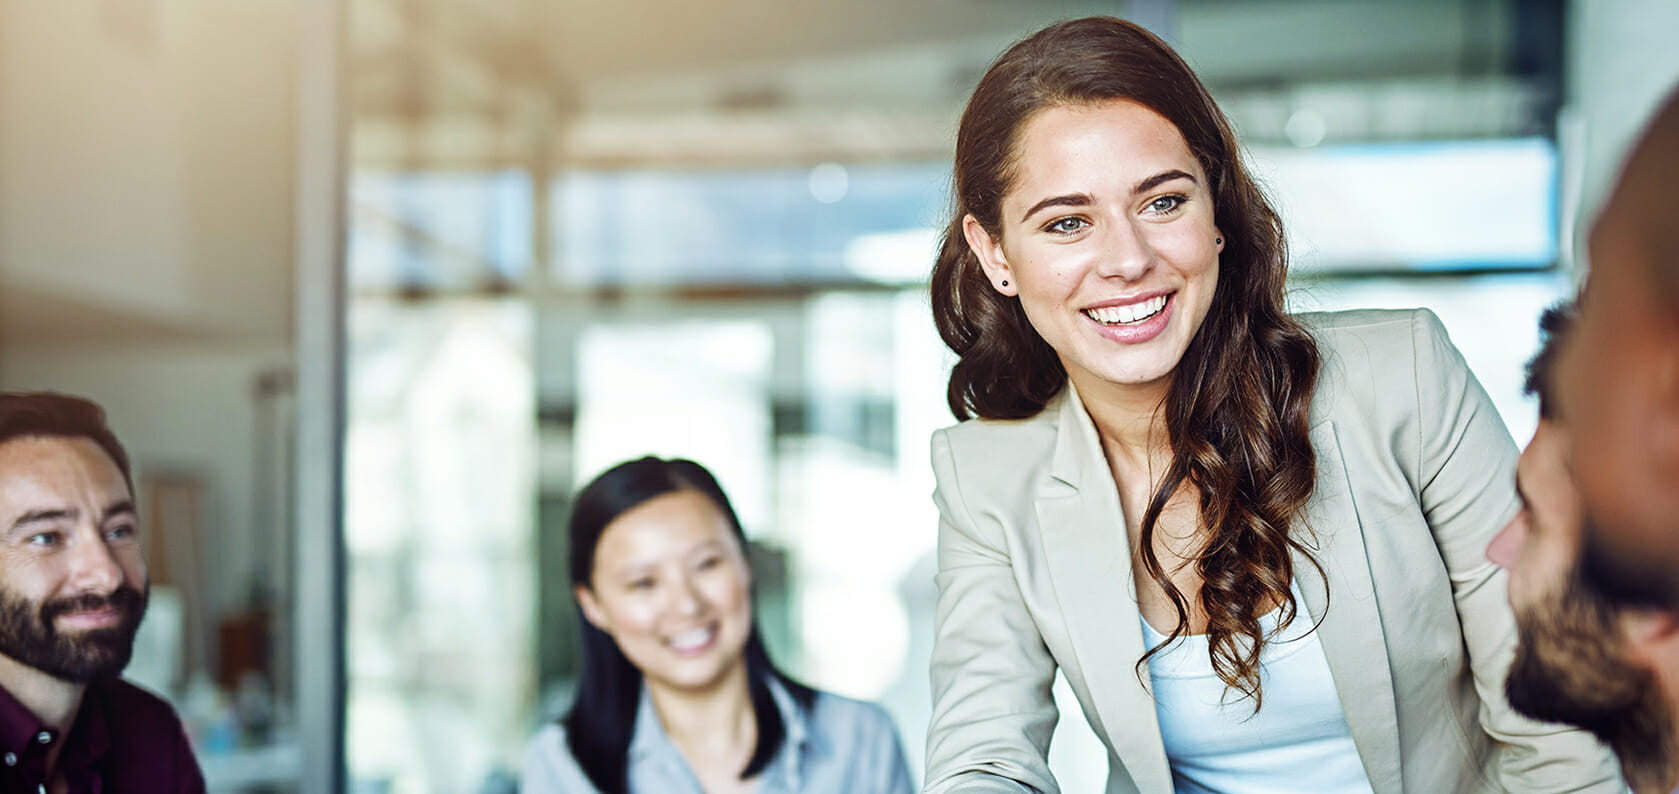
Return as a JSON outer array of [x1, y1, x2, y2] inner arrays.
[[1508, 564, 1676, 790], [1581, 511, 1679, 609], [0, 584, 147, 683]]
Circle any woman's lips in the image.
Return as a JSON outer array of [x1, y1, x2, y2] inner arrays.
[[666, 624, 718, 656], [1084, 292, 1175, 344]]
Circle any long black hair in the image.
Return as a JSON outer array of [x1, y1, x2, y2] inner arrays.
[[561, 456, 816, 793]]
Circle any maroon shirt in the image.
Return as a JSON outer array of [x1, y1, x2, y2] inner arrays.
[[0, 677, 205, 793]]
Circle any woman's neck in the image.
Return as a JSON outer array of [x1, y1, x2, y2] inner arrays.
[[1073, 372, 1175, 480], [646, 660, 758, 762]]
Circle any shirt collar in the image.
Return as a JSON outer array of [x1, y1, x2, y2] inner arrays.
[[62, 682, 112, 773], [0, 678, 111, 779], [0, 681, 50, 761], [627, 676, 822, 786]]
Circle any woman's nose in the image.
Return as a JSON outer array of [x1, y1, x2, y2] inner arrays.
[[670, 576, 704, 616], [1092, 219, 1156, 281]]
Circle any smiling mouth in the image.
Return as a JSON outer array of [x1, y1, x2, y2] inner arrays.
[[55, 607, 124, 630], [1084, 294, 1169, 326], [667, 625, 717, 653]]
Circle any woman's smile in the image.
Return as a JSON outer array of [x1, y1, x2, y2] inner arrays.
[[1083, 291, 1175, 344], [967, 98, 1223, 397]]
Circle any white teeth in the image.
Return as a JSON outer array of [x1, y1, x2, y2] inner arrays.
[[1086, 295, 1167, 325], [668, 627, 713, 651]]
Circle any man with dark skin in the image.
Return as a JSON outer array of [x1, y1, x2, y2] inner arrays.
[[1555, 88, 1679, 610], [0, 392, 204, 793], [1489, 303, 1674, 793], [1492, 88, 1679, 794], [1557, 88, 1679, 793]]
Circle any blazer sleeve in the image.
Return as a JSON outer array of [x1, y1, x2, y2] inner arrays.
[[922, 427, 1061, 794], [1408, 310, 1622, 792]]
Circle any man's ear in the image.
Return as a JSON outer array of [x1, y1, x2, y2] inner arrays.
[[576, 584, 610, 633], [1620, 607, 1679, 670], [962, 214, 1018, 297]]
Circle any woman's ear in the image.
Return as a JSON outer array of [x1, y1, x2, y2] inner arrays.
[[576, 584, 610, 633], [1215, 227, 1226, 253], [963, 214, 1018, 297]]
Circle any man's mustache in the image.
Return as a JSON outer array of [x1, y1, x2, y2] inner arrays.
[[39, 587, 145, 624]]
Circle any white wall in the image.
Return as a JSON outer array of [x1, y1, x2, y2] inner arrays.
[[0, 0, 300, 692], [1567, 0, 1679, 268], [0, 0, 297, 340], [0, 343, 293, 680]]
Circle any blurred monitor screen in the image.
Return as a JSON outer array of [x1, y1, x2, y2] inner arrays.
[[552, 162, 949, 288], [355, 138, 1557, 291], [1250, 137, 1558, 274]]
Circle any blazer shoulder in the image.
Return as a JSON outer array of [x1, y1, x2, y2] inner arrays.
[[1297, 308, 1452, 421], [931, 410, 1059, 493], [1296, 307, 1444, 359], [934, 409, 1059, 462]]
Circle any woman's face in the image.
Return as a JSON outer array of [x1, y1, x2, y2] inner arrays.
[[577, 489, 753, 696], [964, 99, 1223, 397]]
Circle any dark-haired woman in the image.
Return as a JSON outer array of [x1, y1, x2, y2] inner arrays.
[[923, 16, 1620, 794], [521, 456, 913, 794]]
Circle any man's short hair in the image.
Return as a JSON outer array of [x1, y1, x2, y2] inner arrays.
[[1524, 300, 1575, 420], [0, 392, 133, 492]]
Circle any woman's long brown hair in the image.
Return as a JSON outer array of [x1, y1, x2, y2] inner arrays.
[[931, 16, 1324, 706]]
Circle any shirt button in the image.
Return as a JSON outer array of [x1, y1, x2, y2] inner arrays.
[[34, 732, 51, 744], [3, 752, 14, 765]]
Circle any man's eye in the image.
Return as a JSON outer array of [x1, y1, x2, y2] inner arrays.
[[628, 579, 655, 590], [107, 524, 137, 541], [26, 532, 60, 547]]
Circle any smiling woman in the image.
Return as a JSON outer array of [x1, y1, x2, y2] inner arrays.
[[923, 16, 1623, 794], [521, 456, 913, 794]]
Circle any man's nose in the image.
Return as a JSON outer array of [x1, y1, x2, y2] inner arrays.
[[1486, 510, 1529, 571], [66, 530, 124, 594]]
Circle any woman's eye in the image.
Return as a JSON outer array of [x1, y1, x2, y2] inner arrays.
[[1044, 216, 1088, 235], [697, 555, 722, 571], [628, 578, 655, 591], [107, 524, 137, 541], [1145, 195, 1185, 214]]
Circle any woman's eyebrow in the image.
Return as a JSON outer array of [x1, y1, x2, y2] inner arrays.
[[1021, 193, 1092, 224], [1019, 170, 1198, 224], [1135, 169, 1196, 195]]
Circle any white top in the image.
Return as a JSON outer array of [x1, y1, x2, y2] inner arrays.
[[1140, 582, 1375, 794]]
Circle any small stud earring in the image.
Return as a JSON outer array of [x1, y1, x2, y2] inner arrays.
[[1215, 237, 1223, 245], [1001, 279, 1009, 287]]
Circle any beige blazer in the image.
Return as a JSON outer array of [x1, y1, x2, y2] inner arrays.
[[923, 309, 1621, 794]]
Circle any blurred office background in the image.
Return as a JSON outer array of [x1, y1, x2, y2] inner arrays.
[[2, 0, 1677, 791]]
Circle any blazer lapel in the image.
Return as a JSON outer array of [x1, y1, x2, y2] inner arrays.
[[1036, 386, 1173, 794], [1295, 419, 1404, 794]]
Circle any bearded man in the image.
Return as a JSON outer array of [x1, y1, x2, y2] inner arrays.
[[0, 392, 204, 792]]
